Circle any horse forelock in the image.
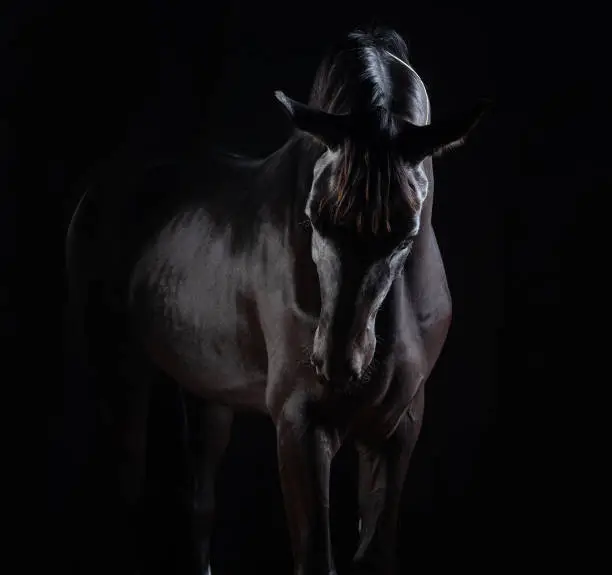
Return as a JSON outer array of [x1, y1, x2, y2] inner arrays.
[[316, 142, 420, 235], [308, 27, 424, 235]]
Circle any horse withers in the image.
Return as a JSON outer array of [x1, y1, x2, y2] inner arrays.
[[66, 27, 488, 575]]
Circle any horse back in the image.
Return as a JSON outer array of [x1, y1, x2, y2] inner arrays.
[[65, 151, 255, 310]]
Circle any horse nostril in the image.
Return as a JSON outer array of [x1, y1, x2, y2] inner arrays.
[[346, 362, 361, 382]]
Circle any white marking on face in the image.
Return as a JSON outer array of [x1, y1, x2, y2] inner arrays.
[[354, 241, 413, 330]]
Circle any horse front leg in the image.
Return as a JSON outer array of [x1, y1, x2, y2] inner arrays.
[[352, 403, 423, 575], [274, 390, 341, 575]]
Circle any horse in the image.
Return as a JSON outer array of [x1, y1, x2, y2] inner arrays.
[[65, 26, 488, 575]]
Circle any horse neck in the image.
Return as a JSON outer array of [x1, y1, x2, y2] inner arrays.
[[259, 134, 322, 232], [260, 134, 322, 315]]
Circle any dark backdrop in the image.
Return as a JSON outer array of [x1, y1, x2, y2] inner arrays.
[[5, 0, 607, 572]]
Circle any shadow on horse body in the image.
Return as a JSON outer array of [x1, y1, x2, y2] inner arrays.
[[66, 27, 488, 575]]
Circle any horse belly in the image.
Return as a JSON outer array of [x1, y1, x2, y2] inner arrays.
[[146, 332, 268, 411]]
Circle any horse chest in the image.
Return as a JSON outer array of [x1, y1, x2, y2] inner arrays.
[[338, 281, 446, 443], [350, 340, 427, 442], [291, 328, 427, 444]]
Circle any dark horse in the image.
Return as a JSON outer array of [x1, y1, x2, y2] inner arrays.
[[66, 27, 488, 575]]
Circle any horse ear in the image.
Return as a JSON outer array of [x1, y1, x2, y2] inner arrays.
[[397, 99, 491, 162], [274, 91, 349, 149]]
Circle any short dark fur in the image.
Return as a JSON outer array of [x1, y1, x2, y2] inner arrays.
[[66, 26, 487, 575]]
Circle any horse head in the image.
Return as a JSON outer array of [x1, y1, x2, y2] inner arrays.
[[275, 43, 489, 388]]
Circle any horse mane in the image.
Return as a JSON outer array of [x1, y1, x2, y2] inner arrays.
[[306, 27, 426, 234]]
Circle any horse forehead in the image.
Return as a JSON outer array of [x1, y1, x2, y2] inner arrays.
[[332, 143, 396, 168]]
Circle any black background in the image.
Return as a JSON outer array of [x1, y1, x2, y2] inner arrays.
[[5, 0, 608, 572]]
